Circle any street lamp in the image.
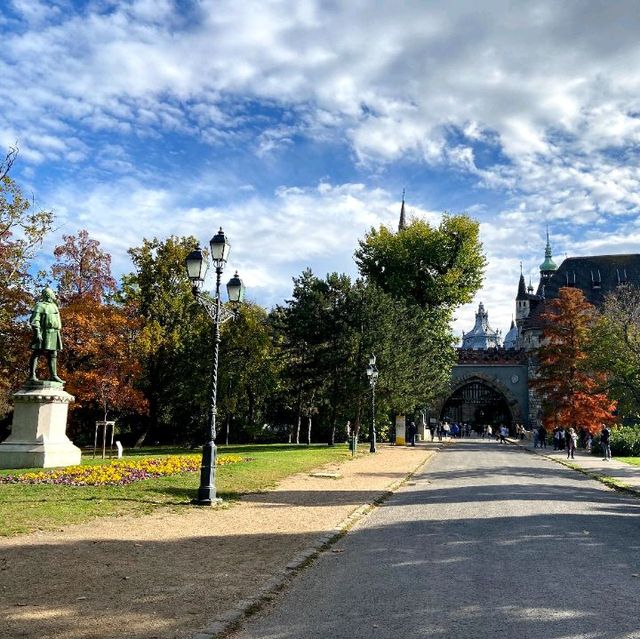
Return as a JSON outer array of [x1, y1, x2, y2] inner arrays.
[[185, 227, 245, 505], [366, 354, 379, 453]]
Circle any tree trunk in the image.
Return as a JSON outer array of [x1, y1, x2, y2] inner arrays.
[[295, 413, 301, 445], [225, 412, 232, 446], [306, 414, 312, 445], [328, 419, 336, 446]]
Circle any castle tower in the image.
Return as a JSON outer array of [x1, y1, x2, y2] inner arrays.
[[538, 227, 558, 294], [461, 302, 502, 349], [515, 269, 529, 326]]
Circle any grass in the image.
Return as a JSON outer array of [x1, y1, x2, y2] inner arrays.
[[0, 444, 353, 537], [617, 457, 640, 467]]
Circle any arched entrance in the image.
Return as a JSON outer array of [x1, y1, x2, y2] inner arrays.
[[440, 378, 515, 431]]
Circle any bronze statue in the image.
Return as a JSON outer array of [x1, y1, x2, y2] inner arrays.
[[29, 287, 64, 383]]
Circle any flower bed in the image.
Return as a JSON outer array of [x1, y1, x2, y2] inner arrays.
[[0, 454, 245, 486]]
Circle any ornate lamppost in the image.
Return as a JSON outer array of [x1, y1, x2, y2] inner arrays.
[[185, 227, 245, 505], [366, 354, 378, 453]]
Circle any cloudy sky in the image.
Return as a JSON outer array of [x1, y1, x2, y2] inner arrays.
[[3, 0, 640, 337]]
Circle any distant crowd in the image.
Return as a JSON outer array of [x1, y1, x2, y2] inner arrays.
[[414, 420, 613, 461]]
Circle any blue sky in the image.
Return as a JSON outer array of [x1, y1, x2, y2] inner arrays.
[[3, 0, 640, 337]]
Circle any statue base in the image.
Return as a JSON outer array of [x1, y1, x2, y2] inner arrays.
[[0, 382, 80, 469]]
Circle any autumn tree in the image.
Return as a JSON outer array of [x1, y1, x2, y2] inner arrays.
[[52, 229, 116, 303], [51, 230, 147, 439], [0, 146, 54, 417], [532, 287, 616, 434]]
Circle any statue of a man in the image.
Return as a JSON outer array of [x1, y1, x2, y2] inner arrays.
[[29, 287, 64, 383]]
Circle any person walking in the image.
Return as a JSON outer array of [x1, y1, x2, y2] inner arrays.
[[499, 425, 508, 444], [601, 425, 611, 460], [486, 424, 492, 440], [566, 427, 578, 459], [538, 425, 547, 449], [584, 432, 593, 453], [429, 422, 436, 442], [407, 421, 417, 446]]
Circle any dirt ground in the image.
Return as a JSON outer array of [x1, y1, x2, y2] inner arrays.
[[0, 444, 435, 639]]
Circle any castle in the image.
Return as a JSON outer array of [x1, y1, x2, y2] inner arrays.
[[441, 232, 640, 430]]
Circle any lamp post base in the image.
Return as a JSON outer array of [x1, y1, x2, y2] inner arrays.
[[193, 441, 222, 506], [192, 494, 223, 506]]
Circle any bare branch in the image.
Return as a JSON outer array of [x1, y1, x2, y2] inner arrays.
[[0, 143, 19, 180]]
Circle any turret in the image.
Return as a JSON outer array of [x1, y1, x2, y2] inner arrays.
[[515, 269, 529, 324], [539, 227, 558, 287], [503, 318, 519, 349]]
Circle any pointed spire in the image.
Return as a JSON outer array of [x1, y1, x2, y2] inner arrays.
[[527, 277, 534, 293], [398, 188, 406, 231], [540, 225, 558, 273], [517, 272, 527, 300]]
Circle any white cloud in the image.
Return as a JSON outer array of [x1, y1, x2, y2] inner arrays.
[[5, 0, 640, 332]]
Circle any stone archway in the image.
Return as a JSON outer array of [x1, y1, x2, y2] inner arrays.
[[437, 373, 524, 433]]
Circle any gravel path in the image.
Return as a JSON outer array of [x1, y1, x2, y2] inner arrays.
[[231, 440, 640, 639], [0, 444, 432, 639]]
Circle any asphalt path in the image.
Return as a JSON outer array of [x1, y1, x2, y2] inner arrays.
[[229, 440, 640, 639]]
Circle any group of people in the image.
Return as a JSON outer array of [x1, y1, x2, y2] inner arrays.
[[536, 425, 612, 460]]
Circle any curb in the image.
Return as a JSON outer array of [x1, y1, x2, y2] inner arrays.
[[508, 438, 640, 499], [190, 447, 440, 639]]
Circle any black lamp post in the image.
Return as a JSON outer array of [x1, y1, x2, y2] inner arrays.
[[366, 354, 378, 453], [185, 227, 245, 505]]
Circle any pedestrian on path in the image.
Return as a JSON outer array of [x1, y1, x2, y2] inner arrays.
[[429, 422, 436, 441], [499, 425, 508, 443], [601, 425, 611, 460], [566, 428, 577, 459], [486, 424, 492, 440], [584, 432, 593, 453], [538, 425, 547, 449], [407, 421, 417, 446]]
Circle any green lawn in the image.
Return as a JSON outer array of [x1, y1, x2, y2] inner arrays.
[[617, 457, 640, 467], [0, 444, 353, 537]]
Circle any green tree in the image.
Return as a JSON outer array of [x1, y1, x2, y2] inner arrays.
[[355, 214, 486, 310], [273, 269, 455, 445], [217, 302, 280, 443], [354, 214, 484, 428], [589, 284, 640, 419], [119, 236, 208, 445]]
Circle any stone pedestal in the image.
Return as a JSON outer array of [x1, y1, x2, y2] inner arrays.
[[0, 381, 80, 469]]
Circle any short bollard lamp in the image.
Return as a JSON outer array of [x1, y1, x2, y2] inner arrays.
[[366, 354, 379, 453], [185, 227, 245, 505]]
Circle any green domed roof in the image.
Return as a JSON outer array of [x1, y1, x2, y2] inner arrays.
[[540, 229, 557, 273]]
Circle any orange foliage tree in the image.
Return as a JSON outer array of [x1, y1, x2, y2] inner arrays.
[[532, 287, 616, 434], [51, 231, 147, 435]]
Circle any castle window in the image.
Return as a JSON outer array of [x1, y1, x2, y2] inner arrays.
[[565, 271, 577, 287], [591, 269, 601, 289], [617, 268, 628, 285]]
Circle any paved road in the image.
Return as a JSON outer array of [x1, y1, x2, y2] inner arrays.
[[229, 440, 640, 639]]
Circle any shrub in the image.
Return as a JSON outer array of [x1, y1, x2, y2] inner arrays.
[[592, 426, 640, 457]]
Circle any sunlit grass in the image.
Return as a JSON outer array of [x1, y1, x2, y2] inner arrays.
[[0, 444, 352, 537], [617, 457, 640, 467]]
